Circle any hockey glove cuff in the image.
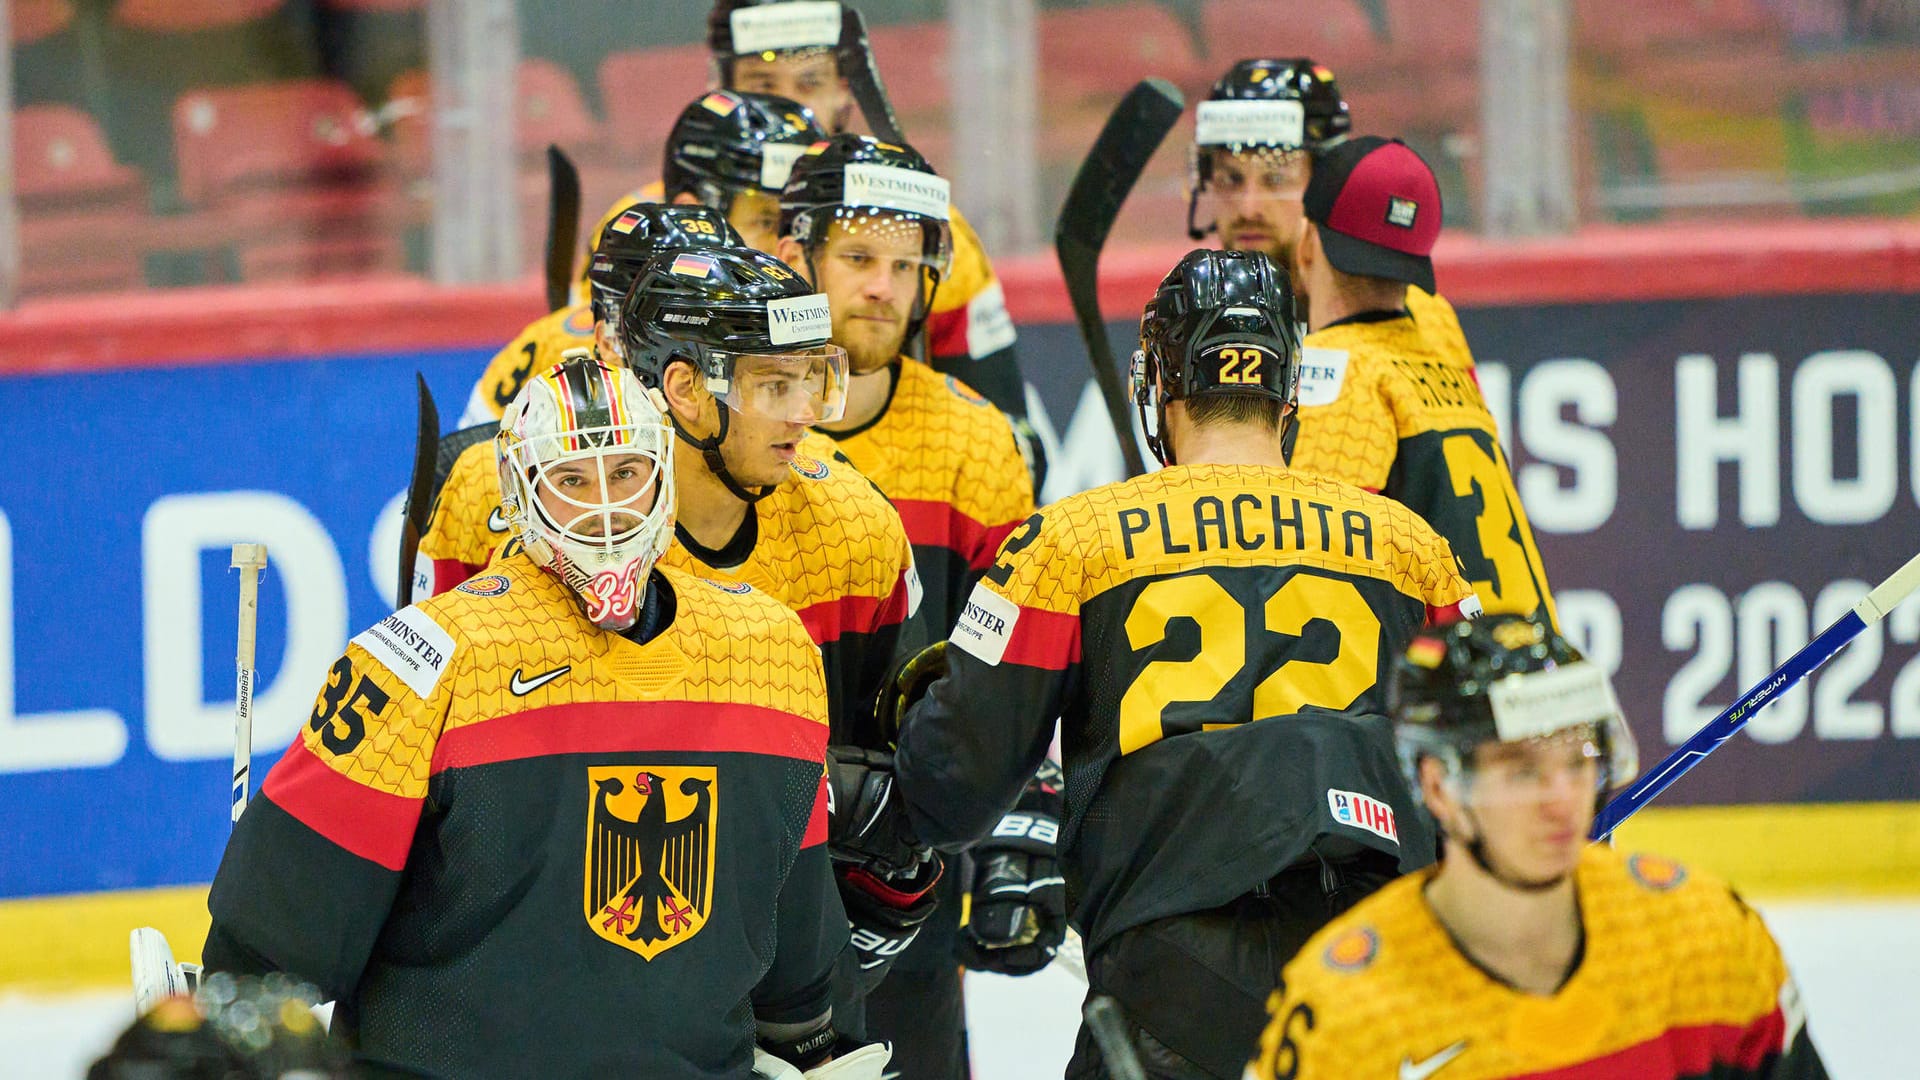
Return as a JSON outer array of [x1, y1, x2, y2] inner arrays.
[[956, 759, 1067, 976]]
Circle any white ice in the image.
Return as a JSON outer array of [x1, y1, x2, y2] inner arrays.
[[7, 899, 1912, 1078]]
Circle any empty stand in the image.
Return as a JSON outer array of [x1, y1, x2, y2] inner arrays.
[[115, 0, 282, 33]]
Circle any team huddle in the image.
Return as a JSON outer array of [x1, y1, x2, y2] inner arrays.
[[164, 2, 1827, 1078]]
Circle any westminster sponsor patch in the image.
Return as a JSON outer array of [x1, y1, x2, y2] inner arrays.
[[951, 583, 1019, 665], [1195, 99, 1306, 148], [1295, 347, 1349, 407], [767, 294, 833, 346], [585, 766, 716, 961], [350, 606, 455, 699], [760, 141, 807, 191], [729, 1, 840, 53], [1328, 788, 1399, 844], [842, 163, 951, 220]]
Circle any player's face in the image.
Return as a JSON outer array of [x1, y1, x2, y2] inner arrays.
[[730, 52, 852, 134], [533, 454, 660, 540], [1461, 732, 1601, 886], [727, 189, 784, 254], [808, 219, 923, 374], [716, 402, 810, 488], [1206, 148, 1311, 264]]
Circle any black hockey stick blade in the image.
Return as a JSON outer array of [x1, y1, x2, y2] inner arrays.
[[397, 374, 440, 609], [1054, 78, 1185, 478], [544, 145, 583, 313], [840, 7, 905, 144], [1083, 995, 1148, 1080]]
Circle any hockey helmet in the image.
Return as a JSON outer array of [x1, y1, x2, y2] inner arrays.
[[1391, 614, 1639, 809], [1189, 58, 1351, 241], [495, 356, 677, 632], [664, 90, 827, 224], [1133, 248, 1301, 465], [587, 203, 741, 343]]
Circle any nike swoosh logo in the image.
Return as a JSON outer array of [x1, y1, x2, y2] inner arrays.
[[510, 665, 570, 696], [487, 507, 509, 532], [1400, 1041, 1468, 1080]]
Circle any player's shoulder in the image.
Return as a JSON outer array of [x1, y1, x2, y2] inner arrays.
[[1586, 846, 1752, 937], [662, 564, 811, 639], [767, 435, 911, 568], [1277, 870, 1453, 1031], [658, 565, 829, 724], [531, 302, 595, 342], [896, 362, 1029, 479]]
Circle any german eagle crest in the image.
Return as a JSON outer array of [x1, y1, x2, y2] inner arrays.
[[585, 765, 716, 959]]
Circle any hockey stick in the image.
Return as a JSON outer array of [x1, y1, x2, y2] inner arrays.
[[230, 544, 267, 822], [1054, 79, 1185, 479], [1592, 548, 1920, 840], [839, 7, 904, 145], [1084, 995, 1148, 1080], [545, 145, 582, 313], [396, 375, 440, 608]]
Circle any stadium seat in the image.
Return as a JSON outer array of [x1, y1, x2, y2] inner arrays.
[[1200, 0, 1387, 74], [14, 105, 149, 296], [14, 104, 144, 208], [517, 58, 605, 159], [1040, 3, 1209, 100], [115, 0, 282, 33], [866, 20, 951, 119], [598, 44, 718, 166], [12, 0, 73, 44]]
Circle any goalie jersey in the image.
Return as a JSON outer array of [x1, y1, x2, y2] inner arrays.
[[418, 431, 920, 747], [1291, 309, 1557, 624], [894, 465, 1477, 952], [819, 358, 1033, 633], [203, 556, 842, 1079], [1249, 846, 1827, 1080]]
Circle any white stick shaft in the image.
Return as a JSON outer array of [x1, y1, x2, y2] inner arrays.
[[231, 544, 267, 823], [1856, 548, 1920, 624]]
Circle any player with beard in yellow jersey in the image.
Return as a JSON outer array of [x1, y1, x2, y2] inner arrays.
[[1247, 615, 1827, 1080], [1287, 137, 1556, 624], [773, 132, 1038, 1080], [1187, 58, 1472, 372]]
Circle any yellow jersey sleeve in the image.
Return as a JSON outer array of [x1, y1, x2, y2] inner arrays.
[[457, 304, 597, 426], [418, 439, 509, 597]]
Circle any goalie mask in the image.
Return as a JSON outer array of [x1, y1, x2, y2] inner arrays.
[[1133, 248, 1302, 466], [1188, 58, 1350, 243], [496, 357, 676, 633], [664, 90, 825, 252], [586, 203, 741, 356]]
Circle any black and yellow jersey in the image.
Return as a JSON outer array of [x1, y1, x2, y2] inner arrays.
[[456, 302, 598, 427], [1293, 309, 1557, 624], [818, 358, 1033, 634], [1407, 286, 1473, 375], [204, 556, 841, 1079], [417, 431, 920, 748], [1249, 846, 1826, 1080], [894, 464, 1477, 952]]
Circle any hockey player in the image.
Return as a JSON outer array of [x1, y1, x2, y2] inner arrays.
[[836, 249, 1481, 1079], [421, 244, 940, 990], [777, 133, 1039, 1078], [707, 0, 1047, 488], [1287, 135, 1556, 623], [457, 201, 741, 429], [202, 356, 885, 1078], [1247, 615, 1828, 1080]]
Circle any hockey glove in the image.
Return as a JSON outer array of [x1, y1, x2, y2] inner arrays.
[[956, 759, 1067, 976], [873, 641, 947, 746], [752, 1039, 892, 1080], [826, 745, 944, 982]]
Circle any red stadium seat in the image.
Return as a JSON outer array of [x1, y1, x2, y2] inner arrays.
[[13, 0, 73, 44], [1040, 3, 1209, 100], [517, 58, 605, 159], [14, 104, 143, 207], [866, 21, 951, 119], [599, 44, 717, 166], [116, 0, 281, 33], [14, 106, 149, 297], [1200, 0, 1387, 74], [172, 79, 386, 207]]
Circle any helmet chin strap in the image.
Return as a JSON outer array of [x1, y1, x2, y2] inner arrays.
[[670, 406, 777, 505]]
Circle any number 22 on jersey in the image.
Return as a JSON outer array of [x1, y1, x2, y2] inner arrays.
[[1117, 570, 1380, 754]]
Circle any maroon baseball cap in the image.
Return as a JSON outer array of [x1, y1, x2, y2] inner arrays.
[[1303, 135, 1440, 292]]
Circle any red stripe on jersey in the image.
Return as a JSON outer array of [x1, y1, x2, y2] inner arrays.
[[261, 739, 423, 872], [431, 699, 828, 774], [1509, 1011, 1787, 1079], [1000, 605, 1081, 670], [796, 591, 894, 646], [802, 775, 828, 848], [1428, 599, 1475, 626], [429, 556, 485, 599], [927, 305, 969, 361]]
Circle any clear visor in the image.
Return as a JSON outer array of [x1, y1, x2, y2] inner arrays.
[[818, 207, 953, 279], [1193, 146, 1312, 244], [708, 344, 850, 423], [1459, 726, 1608, 806]]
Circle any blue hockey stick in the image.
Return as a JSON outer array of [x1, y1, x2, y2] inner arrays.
[[1592, 549, 1920, 841]]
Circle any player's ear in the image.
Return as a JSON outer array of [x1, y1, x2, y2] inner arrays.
[[670, 191, 701, 206], [659, 360, 708, 426], [775, 236, 812, 283], [1418, 755, 1458, 829]]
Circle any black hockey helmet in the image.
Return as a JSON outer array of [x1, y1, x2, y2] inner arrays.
[[780, 133, 953, 344], [619, 243, 848, 502], [1391, 614, 1639, 810], [663, 90, 827, 214], [586, 203, 740, 336], [1189, 58, 1351, 240], [1134, 248, 1301, 465]]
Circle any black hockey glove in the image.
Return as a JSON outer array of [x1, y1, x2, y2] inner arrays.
[[956, 759, 1067, 976], [826, 745, 945, 983]]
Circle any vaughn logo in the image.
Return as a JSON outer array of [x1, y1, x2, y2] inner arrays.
[[586, 765, 717, 961], [767, 294, 833, 346], [951, 583, 1019, 666], [843, 164, 951, 221], [350, 606, 455, 699], [1328, 788, 1399, 844]]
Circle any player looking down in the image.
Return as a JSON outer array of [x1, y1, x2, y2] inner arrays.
[[833, 248, 1479, 1079], [778, 132, 1039, 1079], [203, 356, 874, 1078], [1248, 615, 1827, 1080]]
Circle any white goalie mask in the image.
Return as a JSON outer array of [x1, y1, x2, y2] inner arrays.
[[495, 357, 676, 632]]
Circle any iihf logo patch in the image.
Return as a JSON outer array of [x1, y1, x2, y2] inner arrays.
[[455, 574, 511, 597], [1386, 196, 1419, 228], [1328, 788, 1399, 844], [790, 455, 830, 480]]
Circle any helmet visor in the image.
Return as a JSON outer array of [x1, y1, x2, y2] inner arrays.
[[710, 343, 850, 423]]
